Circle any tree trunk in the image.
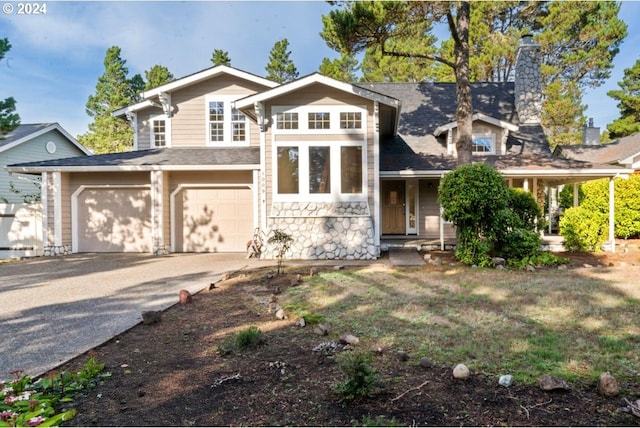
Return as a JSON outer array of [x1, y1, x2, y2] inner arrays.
[[454, 1, 473, 165]]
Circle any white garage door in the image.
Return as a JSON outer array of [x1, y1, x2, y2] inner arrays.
[[76, 188, 152, 252], [177, 187, 253, 252]]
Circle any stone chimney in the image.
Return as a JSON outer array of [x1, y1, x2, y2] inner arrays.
[[582, 118, 601, 145], [515, 35, 542, 124]]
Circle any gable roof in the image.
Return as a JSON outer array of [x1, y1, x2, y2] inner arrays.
[[114, 65, 279, 116], [234, 73, 401, 112], [0, 123, 91, 155], [434, 112, 519, 136], [555, 133, 640, 166]]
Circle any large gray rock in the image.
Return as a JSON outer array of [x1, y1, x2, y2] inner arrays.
[[453, 363, 470, 379], [339, 334, 360, 346], [539, 375, 570, 391]]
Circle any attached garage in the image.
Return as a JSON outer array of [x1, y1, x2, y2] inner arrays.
[[173, 186, 254, 252], [74, 187, 152, 252]]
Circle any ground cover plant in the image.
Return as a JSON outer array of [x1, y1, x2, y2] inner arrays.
[[54, 248, 640, 426]]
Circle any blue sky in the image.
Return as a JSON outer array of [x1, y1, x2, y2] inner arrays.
[[1, 1, 639, 139]]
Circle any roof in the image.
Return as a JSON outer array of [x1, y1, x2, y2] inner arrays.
[[0, 123, 91, 155], [114, 65, 279, 116], [555, 133, 640, 166], [362, 82, 551, 158], [6, 147, 260, 172]]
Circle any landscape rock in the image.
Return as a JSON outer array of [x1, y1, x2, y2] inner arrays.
[[499, 374, 514, 387], [333, 265, 344, 271], [309, 267, 317, 277], [597, 372, 619, 397], [314, 324, 329, 336], [423, 253, 432, 261], [492, 257, 506, 267], [420, 357, 432, 368], [275, 309, 286, 320], [452, 363, 470, 379], [339, 334, 360, 346], [178, 289, 192, 305], [141, 311, 162, 325], [296, 318, 306, 327], [527, 264, 536, 272], [539, 375, 570, 391]]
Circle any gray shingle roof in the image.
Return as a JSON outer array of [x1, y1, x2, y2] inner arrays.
[[8, 147, 260, 169], [0, 123, 57, 148], [556, 133, 640, 166]]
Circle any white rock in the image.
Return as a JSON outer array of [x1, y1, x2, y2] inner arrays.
[[452, 363, 470, 379], [499, 374, 513, 387]]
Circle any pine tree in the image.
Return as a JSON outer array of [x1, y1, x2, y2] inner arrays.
[[210, 49, 231, 66], [265, 39, 299, 83], [319, 53, 359, 83], [144, 65, 174, 90], [607, 59, 640, 138], [0, 38, 20, 136], [78, 46, 135, 154]]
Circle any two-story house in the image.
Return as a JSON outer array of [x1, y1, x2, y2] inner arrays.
[[7, 37, 630, 258]]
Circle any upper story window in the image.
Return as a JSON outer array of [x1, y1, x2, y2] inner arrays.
[[273, 106, 366, 134], [206, 96, 249, 145], [472, 133, 496, 154], [150, 115, 170, 148]]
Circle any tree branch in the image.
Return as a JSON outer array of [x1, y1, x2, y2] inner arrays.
[[381, 46, 456, 69]]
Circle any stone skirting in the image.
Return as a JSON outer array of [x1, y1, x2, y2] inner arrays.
[[266, 202, 377, 260], [43, 245, 72, 256], [153, 245, 170, 256]]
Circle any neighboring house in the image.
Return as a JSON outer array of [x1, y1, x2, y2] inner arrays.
[[1, 123, 91, 203], [7, 37, 631, 258], [554, 132, 640, 171]]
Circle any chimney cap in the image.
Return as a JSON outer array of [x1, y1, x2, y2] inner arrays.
[[521, 34, 535, 45]]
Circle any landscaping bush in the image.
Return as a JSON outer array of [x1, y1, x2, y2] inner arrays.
[[560, 206, 608, 252]]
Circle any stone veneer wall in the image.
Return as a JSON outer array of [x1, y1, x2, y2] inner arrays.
[[266, 202, 377, 260], [514, 37, 542, 124], [43, 245, 72, 256]]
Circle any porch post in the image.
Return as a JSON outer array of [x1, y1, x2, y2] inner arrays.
[[547, 184, 552, 235], [608, 177, 615, 253], [439, 205, 445, 251], [150, 170, 168, 255], [573, 183, 579, 207]]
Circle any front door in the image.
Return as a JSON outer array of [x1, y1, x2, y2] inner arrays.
[[382, 181, 406, 234]]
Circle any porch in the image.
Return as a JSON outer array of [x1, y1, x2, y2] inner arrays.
[[380, 233, 567, 253]]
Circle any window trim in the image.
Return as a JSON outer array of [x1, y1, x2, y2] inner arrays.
[[472, 132, 496, 155], [273, 139, 367, 202], [272, 105, 366, 135], [150, 114, 171, 148], [204, 95, 251, 146]]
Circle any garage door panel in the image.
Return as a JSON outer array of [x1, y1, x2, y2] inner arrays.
[[77, 189, 152, 252], [178, 187, 253, 252]]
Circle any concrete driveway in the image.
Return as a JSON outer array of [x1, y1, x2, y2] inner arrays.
[[0, 253, 270, 379]]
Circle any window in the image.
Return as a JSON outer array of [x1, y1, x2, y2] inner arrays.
[[276, 112, 299, 130], [340, 146, 362, 193], [472, 133, 495, 154], [277, 147, 299, 194], [274, 142, 365, 200], [309, 147, 330, 193], [340, 112, 362, 129], [308, 112, 330, 129], [151, 119, 166, 147], [206, 97, 249, 145], [273, 106, 366, 134]]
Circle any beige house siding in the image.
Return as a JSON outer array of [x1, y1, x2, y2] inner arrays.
[[60, 172, 72, 246], [418, 179, 455, 239], [136, 106, 164, 150], [451, 122, 506, 155]]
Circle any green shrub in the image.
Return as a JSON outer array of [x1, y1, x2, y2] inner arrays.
[[508, 252, 569, 269], [220, 326, 265, 354], [559, 206, 608, 252], [334, 351, 381, 401]]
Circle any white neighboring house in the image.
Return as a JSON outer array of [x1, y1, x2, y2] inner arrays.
[[0, 123, 90, 257]]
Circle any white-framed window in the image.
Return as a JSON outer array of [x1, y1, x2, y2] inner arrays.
[[150, 115, 170, 148], [274, 141, 366, 201], [472, 132, 496, 154], [272, 106, 366, 134], [205, 96, 250, 146]]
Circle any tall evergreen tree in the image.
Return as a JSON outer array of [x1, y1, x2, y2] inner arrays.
[[321, 1, 474, 164], [319, 53, 359, 83], [210, 49, 231, 66], [265, 39, 299, 83], [144, 65, 174, 90], [78, 46, 135, 154], [607, 59, 640, 138], [0, 38, 20, 136]]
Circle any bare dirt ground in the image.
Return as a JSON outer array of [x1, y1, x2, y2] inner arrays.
[[56, 245, 640, 427]]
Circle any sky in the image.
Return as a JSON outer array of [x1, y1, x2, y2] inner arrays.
[[1, 1, 639, 139]]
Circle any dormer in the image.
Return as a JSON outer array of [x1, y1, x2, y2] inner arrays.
[[434, 113, 519, 156]]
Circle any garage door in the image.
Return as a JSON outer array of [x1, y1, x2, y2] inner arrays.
[[177, 187, 253, 252], [76, 188, 152, 252]]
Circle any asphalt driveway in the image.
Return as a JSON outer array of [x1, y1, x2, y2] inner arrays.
[[0, 253, 270, 379]]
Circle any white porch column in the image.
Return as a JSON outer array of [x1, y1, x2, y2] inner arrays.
[[608, 177, 616, 253], [573, 183, 579, 207], [523, 178, 529, 192], [150, 170, 168, 255], [373, 101, 381, 254], [547, 184, 553, 234]]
